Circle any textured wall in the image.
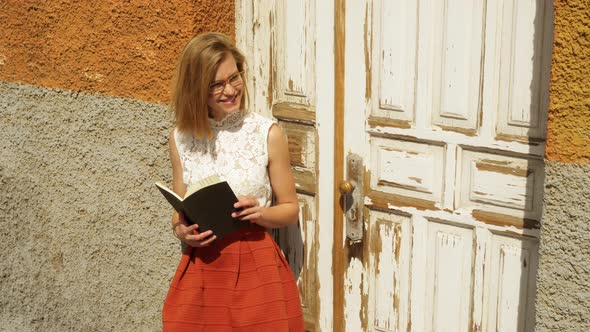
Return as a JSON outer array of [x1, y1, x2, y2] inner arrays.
[[536, 162, 590, 331], [545, 0, 590, 163], [0, 0, 235, 103], [536, 1, 590, 331], [0, 0, 235, 330], [0, 82, 181, 330]]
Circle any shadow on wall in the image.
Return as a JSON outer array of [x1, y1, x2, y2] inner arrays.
[[516, 0, 552, 330]]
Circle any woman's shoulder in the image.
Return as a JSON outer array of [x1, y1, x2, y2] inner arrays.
[[244, 111, 276, 129], [171, 127, 203, 153], [245, 111, 267, 121], [172, 127, 189, 143]]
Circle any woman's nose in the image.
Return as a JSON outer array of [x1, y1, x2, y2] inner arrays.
[[222, 82, 237, 96]]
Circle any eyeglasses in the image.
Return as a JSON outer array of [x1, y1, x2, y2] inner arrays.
[[208, 71, 244, 95]]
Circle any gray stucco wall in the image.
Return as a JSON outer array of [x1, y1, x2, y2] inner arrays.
[[0, 82, 180, 331], [535, 161, 590, 331]]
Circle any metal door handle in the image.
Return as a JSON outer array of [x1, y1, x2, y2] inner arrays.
[[339, 180, 355, 195], [341, 154, 363, 243]]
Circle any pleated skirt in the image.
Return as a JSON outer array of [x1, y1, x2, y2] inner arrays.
[[162, 226, 304, 331]]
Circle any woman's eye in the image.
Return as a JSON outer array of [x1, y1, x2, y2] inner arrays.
[[210, 83, 223, 91], [229, 74, 241, 83]]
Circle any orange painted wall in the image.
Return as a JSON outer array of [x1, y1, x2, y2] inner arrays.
[[546, 0, 590, 164], [0, 0, 235, 103]]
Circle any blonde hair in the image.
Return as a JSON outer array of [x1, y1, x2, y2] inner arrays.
[[171, 33, 249, 139]]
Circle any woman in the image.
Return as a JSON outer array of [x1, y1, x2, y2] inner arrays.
[[162, 33, 305, 331]]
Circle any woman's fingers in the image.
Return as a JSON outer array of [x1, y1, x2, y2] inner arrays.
[[186, 235, 216, 247], [232, 196, 262, 222], [175, 223, 196, 237], [239, 212, 261, 221], [182, 228, 215, 247], [234, 196, 259, 209], [189, 230, 213, 241], [186, 224, 199, 233], [176, 224, 215, 247], [232, 207, 258, 218], [173, 219, 216, 247], [198, 234, 217, 246]]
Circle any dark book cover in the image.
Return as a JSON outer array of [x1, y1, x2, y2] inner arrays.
[[156, 181, 252, 241]]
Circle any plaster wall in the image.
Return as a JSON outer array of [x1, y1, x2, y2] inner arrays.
[[545, 0, 590, 163], [0, 82, 177, 330], [535, 161, 590, 331], [0, 1, 235, 330], [0, 0, 235, 103], [536, 1, 590, 330]]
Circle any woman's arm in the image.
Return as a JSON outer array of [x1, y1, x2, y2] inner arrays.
[[169, 130, 216, 247], [233, 124, 299, 228]]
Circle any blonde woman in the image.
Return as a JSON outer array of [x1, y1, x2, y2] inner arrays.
[[162, 33, 304, 331]]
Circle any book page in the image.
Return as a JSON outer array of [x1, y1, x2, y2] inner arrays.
[[155, 182, 182, 201], [185, 174, 222, 198]]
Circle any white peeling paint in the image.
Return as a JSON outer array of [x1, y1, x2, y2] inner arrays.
[[315, 0, 335, 329], [344, 257, 363, 331], [372, 0, 418, 123]]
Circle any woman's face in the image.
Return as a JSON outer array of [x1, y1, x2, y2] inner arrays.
[[207, 54, 243, 120]]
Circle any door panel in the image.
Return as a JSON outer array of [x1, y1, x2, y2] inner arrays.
[[367, 210, 412, 332], [273, 1, 316, 105], [237, 1, 322, 330], [483, 233, 539, 332], [371, 0, 418, 124], [456, 148, 545, 222], [368, 137, 446, 206], [343, 0, 551, 331], [272, 1, 320, 329], [430, 0, 484, 133], [424, 221, 474, 332], [495, 0, 552, 141]]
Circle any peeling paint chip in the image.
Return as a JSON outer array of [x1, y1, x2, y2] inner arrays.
[[83, 67, 105, 82]]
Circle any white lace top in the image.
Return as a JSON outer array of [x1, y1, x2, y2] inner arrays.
[[174, 111, 276, 208]]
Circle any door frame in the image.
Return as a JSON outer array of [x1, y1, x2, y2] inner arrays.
[[333, 0, 346, 330], [236, 1, 340, 330]]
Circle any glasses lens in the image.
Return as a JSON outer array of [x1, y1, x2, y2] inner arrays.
[[229, 73, 243, 86], [209, 83, 223, 94], [209, 72, 243, 94]]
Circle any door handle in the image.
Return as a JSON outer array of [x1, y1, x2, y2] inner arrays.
[[340, 153, 363, 243], [339, 180, 355, 195]]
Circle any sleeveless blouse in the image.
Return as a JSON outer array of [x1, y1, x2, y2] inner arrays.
[[174, 111, 274, 208]]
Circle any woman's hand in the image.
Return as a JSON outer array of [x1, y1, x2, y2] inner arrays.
[[232, 195, 264, 224], [172, 212, 217, 247]]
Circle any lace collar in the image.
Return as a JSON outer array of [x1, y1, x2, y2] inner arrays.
[[208, 110, 246, 130]]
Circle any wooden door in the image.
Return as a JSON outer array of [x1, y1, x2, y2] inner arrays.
[[237, 0, 553, 331], [336, 0, 553, 331], [236, 1, 334, 330]]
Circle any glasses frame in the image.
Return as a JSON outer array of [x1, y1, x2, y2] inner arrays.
[[208, 71, 245, 95]]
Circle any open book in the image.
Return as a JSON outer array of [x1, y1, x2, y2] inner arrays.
[[155, 175, 252, 241]]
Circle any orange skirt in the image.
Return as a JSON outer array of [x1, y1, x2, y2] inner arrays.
[[162, 226, 304, 331]]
